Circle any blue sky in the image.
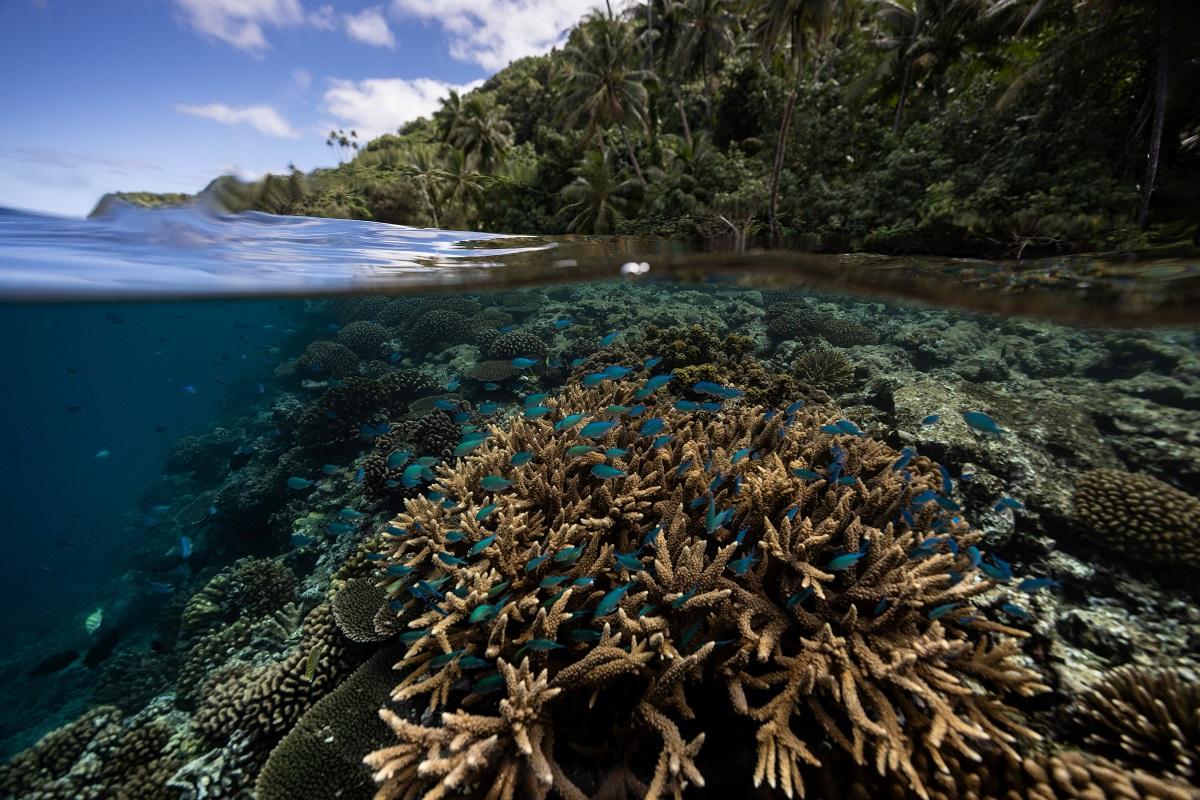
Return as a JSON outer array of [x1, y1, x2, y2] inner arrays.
[[0, 0, 604, 217]]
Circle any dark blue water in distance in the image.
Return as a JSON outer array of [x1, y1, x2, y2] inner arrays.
[[0, 203, 1197, 798]]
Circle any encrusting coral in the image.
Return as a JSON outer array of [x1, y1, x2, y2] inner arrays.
[[1072, 665, 1199, 784], [363, 384, 1048, 799], [1073, 469, 1200, 568]]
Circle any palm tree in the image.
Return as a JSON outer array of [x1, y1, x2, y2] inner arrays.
[[449, 95, 514, 173], [870, 0, 992, 131], [753, 0, 844, 244], [561, 150, 641, 233], [560, 14, 655, 183], [670, 0, 739, 122], [440, 148, 490, 228], [433, 90, 466, 144], [400, 145, 448, 227]]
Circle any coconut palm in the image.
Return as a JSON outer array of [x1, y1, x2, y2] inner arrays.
[[439, 148, 490, 228], [560, 14, 655, 183], [448, 95, 514, 173], [433, 90, 466, 144], [561, 150, 641, 233], [399, 145, 448, 228], [753, 0, 845, 244], [670, 0, 739, 114]]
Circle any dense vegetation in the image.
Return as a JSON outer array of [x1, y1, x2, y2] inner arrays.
[[124, 0, 1199, 255]]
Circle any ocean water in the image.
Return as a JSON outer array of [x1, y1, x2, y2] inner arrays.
[[0, 204, 1198, 799]]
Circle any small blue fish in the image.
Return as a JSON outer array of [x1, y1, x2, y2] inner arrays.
[[728, 548, 758, 575], [640, 418, 665, 436], [354, 466, 365, 483], [614, 550, 643, 572], [524, 393, 549, 406], [627, 404, 648, 417], [692, 381, 741, 399], [674, 458, 694, 477], [820, 424, 842, 435], [183, 384, 197, 394], [700, 401, 723, 412], [511, 451, 534, 466], [569, 357, 585, 368], [979, 559, 1012, 582], [338, 507, 366, 520], [430, 650, 466, 668], [148, 582, 173, 594], [512, 357, 539, 369], [524, 406, 552, 419], [554, 543, 585, 564], [179, 535, 193, 560], [967, 546, 982, 567], [525, 553, 549, 572], [454, 439, 486, 458], [386, 564, 414, 576], [555, 413, 585, 431], [526, 638, 564, 651], [911, 490, 937, 506], [478, 402, 500, 414], [786, 587, 814, 608], [322, 464, 339, 475], [452, 412, 471, 424], [792, 468, 821, 480], [291, 533, 316, 546], [962, 411, 1003, 435], [1000, 603, 1031, 619], [327, 522, 354, 534], [287, 476, 312, 490], [582, 372, 610, 387], [399, 629, 429, 644], [436, 552, 467, 566], [675, 400, 700, 411], [594, 582, 633, 616], [835, 419, 863, 436], [1017, 577, 1060, 592], [671, 588, 697, 609], [469, 535, 496, 555], [993, 497, 1025, 512], [480, 475, 513, 492], [874, 598, 890, 616], [599, 331, 619, 347], [927, 602, 960, 620], [475, 503, 498, 521], [644, 356, 662, 369], [567, 445, 596, 457], [580, 420, 617, 438], [572, 577, 595, 587], [892, 447, 916, 471], [433, 399, 457, 411], [553, 317, 572, 330], [603, 447, 627, 458], [643, 374, 674, 392], [444, 530, 465, 542], [570, 628, 602, 642], [921, 414, 940, 426], [827, 550, 865, 571], [540, 575, 569, 588], [591, 463, 626, 479], [732, 447, 751, 464], [785, 400, 806, 415], [602, 364, 633, 378]]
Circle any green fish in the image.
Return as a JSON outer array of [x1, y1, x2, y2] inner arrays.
[[302, 643, 324, 682]]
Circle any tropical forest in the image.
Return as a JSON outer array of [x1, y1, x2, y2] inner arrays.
[[115, 0, 1197, 256]]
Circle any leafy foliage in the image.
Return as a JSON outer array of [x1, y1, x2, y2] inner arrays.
[[176, 0, 1194, 254]]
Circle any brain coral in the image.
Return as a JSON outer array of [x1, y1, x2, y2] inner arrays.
[[1073, 665, 1199, 783], [407, 309, 472, 352], [487, 330, 549, 361], [465, 359, 520, 383], [1073, 469, 1200, 568], [295, 340, 359, 378], [364, 384, 1046, 799], [336, 320, 393, 357]]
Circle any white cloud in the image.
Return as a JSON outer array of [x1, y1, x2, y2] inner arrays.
[[322, 77, 482, 140], [292, 67, 312, 89], [390, 0, 607, 70], [176, 103, 301, 139], [174, 0, 305, 52], [307, 4, 336, 30], [345, 6, 395, 48]]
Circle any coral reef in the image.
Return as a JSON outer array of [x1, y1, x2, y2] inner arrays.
[[1073, 469, 1200, 568], [1072, 665, 1199, 783], [365, 384, 1047, 798], [487, 330, 548, 362], [295, 340, 360, 378], [337, 321, 393, 358], [793, 348, 855, 392]]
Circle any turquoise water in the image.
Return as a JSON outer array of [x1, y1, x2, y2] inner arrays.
[[1, 205, 1198, 798]]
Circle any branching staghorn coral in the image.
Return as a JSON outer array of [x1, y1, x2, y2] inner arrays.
[[363, 384, 1047, 799]]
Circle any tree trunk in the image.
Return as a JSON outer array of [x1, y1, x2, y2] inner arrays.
[[619, 123, 646, 184], [767, 87, 799, 246], [892, 56, 912, 134], [675, 82, 693, 148], [1137, 0, 1170, 230]]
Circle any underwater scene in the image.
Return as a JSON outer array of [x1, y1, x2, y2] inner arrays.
[[0, 207, 1198, 800]]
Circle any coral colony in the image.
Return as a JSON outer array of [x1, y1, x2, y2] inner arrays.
[[2, 286, 1198, 800]]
